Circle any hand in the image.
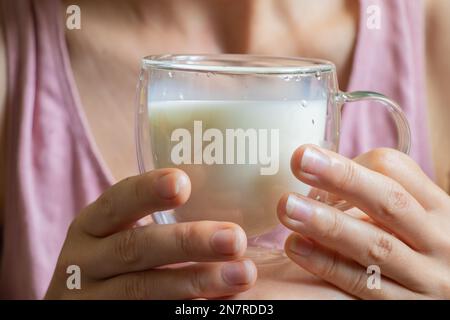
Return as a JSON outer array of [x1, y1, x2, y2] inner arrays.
[[278, 145, 450, 299], [45, 168, 256, 299]]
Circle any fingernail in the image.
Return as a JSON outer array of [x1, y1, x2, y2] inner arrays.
[[222, 260, 256, 286], [301, 147, 331, 175], [289, 237, 314, 256], [155, 173, 188, 199], [211, 228, 245, 255], [286, 195, 313, 223]]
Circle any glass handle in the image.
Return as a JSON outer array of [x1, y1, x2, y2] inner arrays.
[[338, 91, 411, 154], [315, 91, 412, 211]]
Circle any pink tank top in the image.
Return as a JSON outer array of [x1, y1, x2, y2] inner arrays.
[[0, 0, 434, 299]]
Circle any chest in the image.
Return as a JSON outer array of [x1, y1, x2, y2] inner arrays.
[[67, 3, 358, 181]]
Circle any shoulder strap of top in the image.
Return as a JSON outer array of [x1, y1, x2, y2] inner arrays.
[[0, 0, 112, 299]]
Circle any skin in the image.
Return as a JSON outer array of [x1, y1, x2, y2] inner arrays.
[[0, 14, 6, 227], [62, 0, 358, 180], [279, 145, 450, 299], [426, 0, 450, 192], [0, 0, 449, 299], [45, 168, 258, 299]]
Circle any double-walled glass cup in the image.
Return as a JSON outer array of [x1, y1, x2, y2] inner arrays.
[[136, 54, 410, 255]]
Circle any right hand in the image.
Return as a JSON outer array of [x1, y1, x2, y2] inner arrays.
[[45, 168, 257, 299]]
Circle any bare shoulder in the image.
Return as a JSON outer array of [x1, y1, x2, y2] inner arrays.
[[425, 0, 450, 65], [0, 18, 5, 225], [0, 20, 5, 118], [424, 0, 450, 105], [425, 0, 450, 20], [424, 0, 450, 192]]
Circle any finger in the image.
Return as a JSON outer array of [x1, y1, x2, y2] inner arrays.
[[278, 193, 429, 291], [98, 259, 257, 299], [285, 234, 424, 300], [308, 187, 372, 221], [77, 168, 191, 237], [291, 145, 431, 249], [354, 148, 448, 211], [88, 221, 247, 278]]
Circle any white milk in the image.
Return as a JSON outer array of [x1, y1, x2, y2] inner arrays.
[[149, 100, 328, 236]]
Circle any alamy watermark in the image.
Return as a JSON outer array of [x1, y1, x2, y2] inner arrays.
[[66, 5, 81, 30], [366, 5, 381, 30], [64, 263, 381, 291], [171, 121, 280, 175], [64, 4, 382, 32], [66, 265, 81, 290], [367, 265, 381, 290]]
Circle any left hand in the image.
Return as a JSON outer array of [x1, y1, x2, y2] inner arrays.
[[277, 145, 450, 299]]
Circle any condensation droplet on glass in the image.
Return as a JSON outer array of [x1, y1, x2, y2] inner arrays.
[[300, 100, 308, 108], [168, 72, 173, 78], [206, 72, 212, 78], [282, 75, 291, 82], [315, 71, 321, 80], [312, 119, 315, 125], [179, 93, 184, 100], [295, 75, 302, 82]]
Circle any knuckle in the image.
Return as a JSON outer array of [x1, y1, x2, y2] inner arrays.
[[175, 224, 195, 257], [368, 232, 393, 265], [366, 148, 398, 175], [132, 175, 149, 206], [347, 269, 369, 296], [381, 183, 410, 220], [316, 210, 345, 241], [317, 252, 340, 279], [124, 274, 151, 300], [114, 228, 141, 265], [97, 193, 117, 225], [336, 161, 359, 191], [188, 267, 208, 296]]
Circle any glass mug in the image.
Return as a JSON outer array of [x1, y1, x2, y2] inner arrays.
[[136, 54, 410, 254]]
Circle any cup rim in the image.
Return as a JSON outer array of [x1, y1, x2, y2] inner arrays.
[[142, 54, 335, 75]]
